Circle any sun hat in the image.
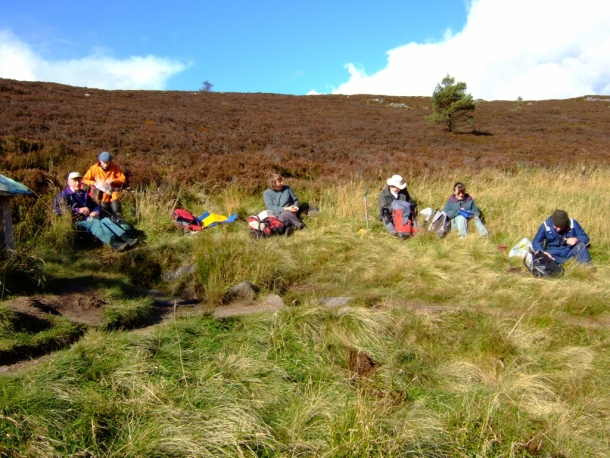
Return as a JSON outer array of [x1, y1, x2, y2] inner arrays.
[[98, 151, 113, 162], [552, 209, 569, 228], [67, 172, 83, 180], [386, 175, 407, 190]]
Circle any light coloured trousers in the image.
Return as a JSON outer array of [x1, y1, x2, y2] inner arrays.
[[451, 215, 488, 238]]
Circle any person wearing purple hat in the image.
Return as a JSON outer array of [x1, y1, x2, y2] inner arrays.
[[82, 151, 126, 217], [532, 209, 592, 265]]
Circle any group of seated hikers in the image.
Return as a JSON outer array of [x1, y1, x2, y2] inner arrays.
[[53, 154, 594, 267], [53, 152, 137, 252], [378, 173, 592, 267]]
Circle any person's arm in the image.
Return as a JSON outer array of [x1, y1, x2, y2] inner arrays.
[[82, 166, 96, 186], [83, 193, 101, 215], [443, 199, 459, 219], [470, 199, 482, 218], [570, 220, 590, 245], [287, 187, 299, 208], [52, 192, 65, 216], [532, 224, 547, 252], [378, 191, 390, 218], [263, 189, 284, 214], [110, 164, 126, 188]]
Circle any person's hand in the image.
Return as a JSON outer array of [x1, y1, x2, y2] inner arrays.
[[543, 251, 554, 260], [285, 205, 298, 213], [566, 237, 578, 246], [90, 211, 100, 217], [78, 207, 90, 216]]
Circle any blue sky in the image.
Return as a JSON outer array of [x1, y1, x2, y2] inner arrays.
[[1, 0, 609, 100]]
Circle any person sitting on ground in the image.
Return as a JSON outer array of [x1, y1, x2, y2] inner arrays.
[[53, 172, 137, 252], [532, 209, 592, 265], [263, 173, 305, 229], [82, 151, 126, 217], [378, 174, 415, 220], [442, 182, 488, 238]]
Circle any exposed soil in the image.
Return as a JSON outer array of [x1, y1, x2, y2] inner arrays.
[[8, 292, 107, 326]]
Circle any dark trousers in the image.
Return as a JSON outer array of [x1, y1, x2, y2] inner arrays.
[[277, 210, 302, 229]]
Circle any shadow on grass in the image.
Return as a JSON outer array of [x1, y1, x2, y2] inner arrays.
[[0, 324, 86, 366]]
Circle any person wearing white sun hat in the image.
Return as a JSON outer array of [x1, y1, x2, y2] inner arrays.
[[378, 174, 415, 220]]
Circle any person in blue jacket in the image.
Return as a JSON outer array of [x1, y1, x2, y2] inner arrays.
[[442, 182, 488, 238], [263, 173, 304, 229], [532, 209, 592, 265], [53, 172, 137, 251]]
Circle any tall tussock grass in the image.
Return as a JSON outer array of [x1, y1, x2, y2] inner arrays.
[[2, 165, 610, 456]]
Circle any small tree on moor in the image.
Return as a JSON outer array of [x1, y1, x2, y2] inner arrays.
[[429, 74, 475, 132]]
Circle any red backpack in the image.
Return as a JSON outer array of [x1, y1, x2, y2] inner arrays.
[[248, 215, 287, 238], [390, 200, 418, 238], [172, 209, 203, 232]]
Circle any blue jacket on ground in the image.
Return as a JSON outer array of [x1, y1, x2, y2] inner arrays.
[[263, 186, 299, 215], [532, 217, 591, 264]]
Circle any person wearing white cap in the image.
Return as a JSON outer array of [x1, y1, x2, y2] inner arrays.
[[378, 174, 414, 220], [82, 151, 126, 217], [53, 172, 137, 252]]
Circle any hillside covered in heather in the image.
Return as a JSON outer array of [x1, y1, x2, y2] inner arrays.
[[2, 78, 609, 196]]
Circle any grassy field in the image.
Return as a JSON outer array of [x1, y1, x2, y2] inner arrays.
[[1, 166, 610, 457]]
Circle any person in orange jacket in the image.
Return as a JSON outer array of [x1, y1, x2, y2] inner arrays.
[[82, 151, 126, 216]]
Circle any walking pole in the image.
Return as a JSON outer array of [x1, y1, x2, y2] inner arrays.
[[364, 189, 369, 231]]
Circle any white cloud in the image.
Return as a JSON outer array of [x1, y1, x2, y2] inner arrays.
[[0, 29, 190, 90], [332, 0, 610, 100]]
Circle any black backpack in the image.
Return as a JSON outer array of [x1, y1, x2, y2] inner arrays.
[[525, 251, 564, 278]]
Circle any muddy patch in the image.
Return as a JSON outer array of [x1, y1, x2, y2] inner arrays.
[[8, 292, 108, 326]]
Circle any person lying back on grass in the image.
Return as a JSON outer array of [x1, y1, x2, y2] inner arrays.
[[53, 172, 138, 252], [263, 173, 305, 229], [442, 182, 488, 239], [532, 209, 592, 265]]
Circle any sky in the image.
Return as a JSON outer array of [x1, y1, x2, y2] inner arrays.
[[1, 0, 609, 100]]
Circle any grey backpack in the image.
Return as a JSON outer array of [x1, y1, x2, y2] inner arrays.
[[424, 210, 451, 238]]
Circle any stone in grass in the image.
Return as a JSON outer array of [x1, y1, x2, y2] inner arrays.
[[224, 281, 260, 303], [320, 297, 353, 308], [261, 294, 284, 308]]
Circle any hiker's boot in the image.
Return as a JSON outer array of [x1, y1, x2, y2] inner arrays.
[[101, 202, 113, 218], [111, 200, 122, 216], [125, 237, 138, 248], [109, 236, 128, 252]]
